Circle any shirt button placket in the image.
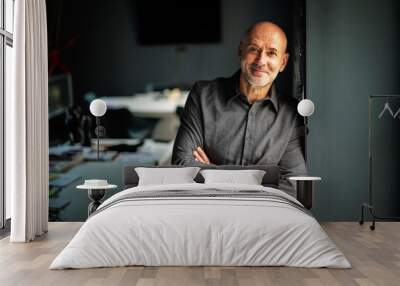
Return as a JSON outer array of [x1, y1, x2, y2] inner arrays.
[[243, 106, 255, 165]]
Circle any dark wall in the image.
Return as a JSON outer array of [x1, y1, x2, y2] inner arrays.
[[46, 0, 296, 105], [307, 0, 400, 220]]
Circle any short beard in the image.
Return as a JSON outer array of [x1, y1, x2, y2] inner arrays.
[[243, 68, 272, 88], [240, 59, 272, 87]]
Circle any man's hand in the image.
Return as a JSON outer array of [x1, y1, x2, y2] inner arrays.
[[193, 147, 211, 164]]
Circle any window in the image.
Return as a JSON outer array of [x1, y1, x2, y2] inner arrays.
[[1, 0, 14, 230]]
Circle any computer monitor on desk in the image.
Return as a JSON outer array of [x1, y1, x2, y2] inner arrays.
[[49, 74, 73, 118], [48, 74, 74, 145]]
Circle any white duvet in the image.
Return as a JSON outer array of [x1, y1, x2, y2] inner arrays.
[[50, 183, 351, 269]]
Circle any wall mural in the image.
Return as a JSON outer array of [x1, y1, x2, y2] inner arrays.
[[46, 0, 307, 222]]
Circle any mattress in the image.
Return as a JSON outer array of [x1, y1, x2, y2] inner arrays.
[[50, 183, 351, 269]]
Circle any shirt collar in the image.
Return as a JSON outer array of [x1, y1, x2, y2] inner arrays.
[[229, 70, 279, 112]]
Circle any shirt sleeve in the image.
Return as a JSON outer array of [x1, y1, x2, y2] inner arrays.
[[172, 82, 204, 165], [278, 115, 308, 197]]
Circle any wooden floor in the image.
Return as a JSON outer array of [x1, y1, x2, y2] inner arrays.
[[0, 222, 399, 286]]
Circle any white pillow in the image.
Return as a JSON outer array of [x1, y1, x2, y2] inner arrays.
[[200, 169, 266, 185], [135, 167, 201, 186]]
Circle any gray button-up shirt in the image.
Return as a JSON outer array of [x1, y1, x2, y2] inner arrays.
[[172, 71, 307, 196]]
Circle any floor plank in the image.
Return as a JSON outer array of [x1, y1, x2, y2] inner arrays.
[[0, 222, 399, 286]]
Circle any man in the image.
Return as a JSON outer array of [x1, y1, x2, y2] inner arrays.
[[172, 22, 307, 196]]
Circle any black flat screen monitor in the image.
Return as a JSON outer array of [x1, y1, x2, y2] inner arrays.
[[136, 0, 221, 45]]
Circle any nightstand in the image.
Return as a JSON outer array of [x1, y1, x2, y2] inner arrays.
[[288, 176, 321, 210], [77, 180, 117, 217]]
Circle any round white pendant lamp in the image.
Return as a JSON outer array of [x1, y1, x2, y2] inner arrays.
[[297, 99, 315, 117], [90, 99, 107, 117]]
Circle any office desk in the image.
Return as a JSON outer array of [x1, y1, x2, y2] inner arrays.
[[50, 161, 126, 222], [102, 91, 189, 118], [49, 140, 172, 221]]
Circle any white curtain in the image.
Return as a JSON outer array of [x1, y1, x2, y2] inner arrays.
[[7, 0, 49, 242]]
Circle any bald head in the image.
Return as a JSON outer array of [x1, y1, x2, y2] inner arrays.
[[240, 22, 288, 54], [238, 21, 289, 89]]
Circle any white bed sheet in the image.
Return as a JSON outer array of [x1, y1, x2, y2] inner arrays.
[[50, 183, 351, 269]]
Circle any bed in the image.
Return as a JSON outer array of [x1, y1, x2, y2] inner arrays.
[[50, 165, 351, 269]]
